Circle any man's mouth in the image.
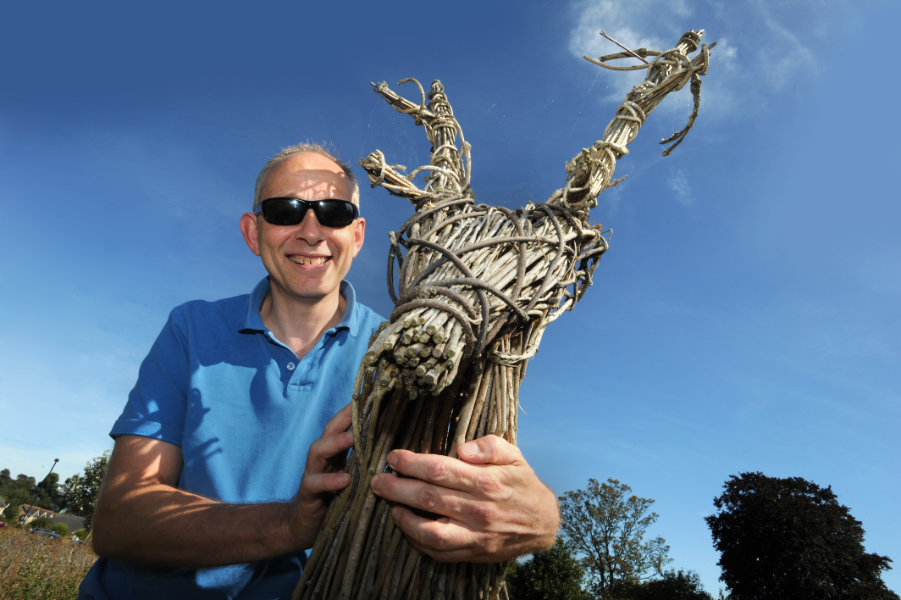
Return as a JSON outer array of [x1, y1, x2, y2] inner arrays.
[[289, 256, 329, 266]]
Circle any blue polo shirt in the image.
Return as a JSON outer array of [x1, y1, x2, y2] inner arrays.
[[79, 278, 385, 600]]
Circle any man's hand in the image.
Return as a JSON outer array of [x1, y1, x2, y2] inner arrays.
[[283, 403, 355, 549], [369, 435, 558, 563]]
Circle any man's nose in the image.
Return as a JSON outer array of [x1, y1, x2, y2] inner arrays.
[[294, 208, 324, 243]]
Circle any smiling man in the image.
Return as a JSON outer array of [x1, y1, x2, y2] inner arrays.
[[78, 143, 558, 600]]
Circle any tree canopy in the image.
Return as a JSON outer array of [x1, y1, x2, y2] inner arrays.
[[609, 569, 713, 600], [559, 478, 671, 598], [507, 538, 590, 600], [706, 472, 899, 600], [63, 452, 110, 529]]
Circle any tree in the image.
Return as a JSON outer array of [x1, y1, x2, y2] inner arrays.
[[62, 451, 110, 529], [14, 473, 36, 491], [0, 467, 12, 488], [34, 471, 64, 511], [1, 487, 32, 526], [506, 538, 590, 600], [559, 478, 671, 598], [1, 472, 40, 527], [610, 570, 713, 600], [706, 472, 899, 600]]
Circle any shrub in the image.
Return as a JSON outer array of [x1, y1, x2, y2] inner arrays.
[[29, 515, 52, 530]]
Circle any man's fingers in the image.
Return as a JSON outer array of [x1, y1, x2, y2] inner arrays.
[[386, 450, 471, 490], [309, 429, 353, 459], [384, 435, 524, 487], [372, 472, 471, 519], [322, 403, 353, 436], [389, 505, 509, 563], [301, 471, 351, 496], [306, 404, 354, 469], [456, 435, 523, 466]]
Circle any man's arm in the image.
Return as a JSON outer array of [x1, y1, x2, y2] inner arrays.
[[91, 404, 354, 567], [370, 435, 559, 563]]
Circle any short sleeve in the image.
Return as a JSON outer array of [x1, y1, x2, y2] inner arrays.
[[109, 307, 190, 446]]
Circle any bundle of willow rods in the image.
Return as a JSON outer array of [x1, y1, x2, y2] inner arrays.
[[295, 30, 712, 600]]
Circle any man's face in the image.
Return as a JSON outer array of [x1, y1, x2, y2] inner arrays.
[[240, 151, 365, 306]]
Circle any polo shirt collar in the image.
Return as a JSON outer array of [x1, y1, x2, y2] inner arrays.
[[240, 277, 360, 335]]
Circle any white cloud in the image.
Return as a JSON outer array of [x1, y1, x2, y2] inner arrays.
[[668, 168, 694, 206]]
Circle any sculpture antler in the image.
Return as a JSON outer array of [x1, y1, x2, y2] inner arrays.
[[295, 29, 712, 600]]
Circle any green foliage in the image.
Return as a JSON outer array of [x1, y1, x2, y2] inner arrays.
[[14, 474, 37, 491], [51, 522, 70, 537], [1, 467, 63, 519], [507, 538, 591, 600], [1, 487, 33, 527], [0, 526, 96, 599], [706, 472, 899, 600], [29, 515, 53, 530], [559, 478, 671, 598], [62, 451, 110, 530], [33, 471, 64, 511], [609, 569, 713, 600]]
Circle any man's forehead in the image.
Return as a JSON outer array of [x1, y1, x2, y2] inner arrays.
[[263, 153, 351, 198]]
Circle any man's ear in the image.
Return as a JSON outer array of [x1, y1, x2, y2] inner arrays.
[[352, 217, 366, 258], [239, 213, 261, 256]]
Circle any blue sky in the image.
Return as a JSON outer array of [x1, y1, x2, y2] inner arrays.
[[2, 0, 899, 594]]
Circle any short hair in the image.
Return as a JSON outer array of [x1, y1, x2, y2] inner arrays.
[[252, 142, 360, 211]]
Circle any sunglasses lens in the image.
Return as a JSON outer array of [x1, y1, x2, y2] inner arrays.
[[260, 198, 304, 225], [315, 200, 359, 227]]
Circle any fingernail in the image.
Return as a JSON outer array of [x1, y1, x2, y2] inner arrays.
[[387, 451, 398, 467], [371, 474, 382, 492]]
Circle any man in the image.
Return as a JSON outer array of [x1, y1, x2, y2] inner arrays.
[[79, 144, 558, 599]]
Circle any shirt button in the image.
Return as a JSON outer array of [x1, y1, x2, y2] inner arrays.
[[286, 362, 296, 371]]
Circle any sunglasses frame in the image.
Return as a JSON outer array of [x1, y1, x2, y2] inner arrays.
[[258, 197, 359, 228]]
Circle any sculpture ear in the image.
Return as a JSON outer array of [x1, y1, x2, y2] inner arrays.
[[239, 212, 260, 256]]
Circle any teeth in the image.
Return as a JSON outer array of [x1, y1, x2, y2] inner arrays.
[[290, 256, 328, 265]]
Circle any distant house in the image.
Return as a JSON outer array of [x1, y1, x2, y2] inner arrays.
[[47, 509, 86, 534], [11, 503, 86, 533], [1, 495, 86, 533]]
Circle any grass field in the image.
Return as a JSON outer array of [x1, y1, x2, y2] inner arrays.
[[0, 528, 96, 600]]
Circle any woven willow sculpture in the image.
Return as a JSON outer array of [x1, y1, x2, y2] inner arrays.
[[295, 30, 712, 600]]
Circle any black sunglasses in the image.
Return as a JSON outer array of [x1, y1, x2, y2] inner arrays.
[[258, 197, 359, 228]]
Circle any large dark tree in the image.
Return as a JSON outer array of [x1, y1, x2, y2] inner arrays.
[[706, 472, 898, 600], [559, 478, 671, 598], [506, 538, 590, 600]]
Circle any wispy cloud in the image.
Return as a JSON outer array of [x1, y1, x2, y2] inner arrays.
[[668, 168, 694, 206], [568, 0, 852, 121]]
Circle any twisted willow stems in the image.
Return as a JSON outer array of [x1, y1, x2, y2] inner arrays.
[[294, 30, 711, 600]]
